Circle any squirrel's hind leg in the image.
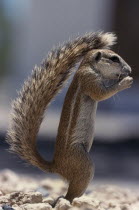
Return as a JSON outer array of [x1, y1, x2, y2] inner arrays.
[[64, 144, 94, 202]]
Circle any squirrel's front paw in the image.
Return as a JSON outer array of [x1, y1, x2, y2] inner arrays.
[[118, 76, 133, 91]]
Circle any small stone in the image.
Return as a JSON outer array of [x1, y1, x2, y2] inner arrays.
[[43, 197, 54, 205], [11, 205, 22, 210], [21, 203, 52, 210], [0, 170, 19, 184], [40, 179, 66, 194], [36, 187, 49, 197], [40, 179, 54, 191], [10, 192, 20, 200], [12, 207, 22, 210], [121, 204, 130, 210], [2, 204, 15, 210], [98, 201, 109, 209], [0, 195, 9, 205], [0, 191, 3, 196], [55, 198, 71, 210], [22, 192, 42, 204], [72, 196, 95, 208]]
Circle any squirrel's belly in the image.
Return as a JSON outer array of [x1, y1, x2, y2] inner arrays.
[[70, 95, 97, 151]]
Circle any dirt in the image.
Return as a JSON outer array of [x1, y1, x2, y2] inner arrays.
[[0, 169, 139, 210]]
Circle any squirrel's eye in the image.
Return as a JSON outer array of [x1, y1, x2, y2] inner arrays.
[[110, 56, 120, 63]]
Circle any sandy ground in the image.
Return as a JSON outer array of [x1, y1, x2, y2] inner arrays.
[[0, 169, 139, 210]]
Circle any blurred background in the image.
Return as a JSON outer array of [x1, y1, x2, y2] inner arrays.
[[0, 0, 139, 186]]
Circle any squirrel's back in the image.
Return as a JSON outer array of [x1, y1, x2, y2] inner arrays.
[[6, 32, 116, 173]]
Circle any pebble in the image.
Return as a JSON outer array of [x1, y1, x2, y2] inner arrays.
[[0, 170, 19, 184], [36, 187, 49, 197], [0, 195, 9, 205], [43, 197, 54, 205], [21, 203, 52, 210], [0, 191, 3, 196], [0, 170, 139, 210], [2, 204, 15, 210], [11, 205, 22, 210], [22, 192, 42, 204], [55, 198, 71, 210]]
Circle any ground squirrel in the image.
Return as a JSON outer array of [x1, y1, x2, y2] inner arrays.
[[6, 32, 133, 203]]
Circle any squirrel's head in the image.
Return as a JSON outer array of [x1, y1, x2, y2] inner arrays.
[[81, 49, 132, 83]]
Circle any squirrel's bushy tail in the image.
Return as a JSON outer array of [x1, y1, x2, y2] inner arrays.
[[6, 32, 116, 173]]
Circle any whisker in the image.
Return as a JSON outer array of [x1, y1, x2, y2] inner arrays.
[[112, 95, 116, 103], [116, 93, 121, 102], [118, 72, 121, 81]]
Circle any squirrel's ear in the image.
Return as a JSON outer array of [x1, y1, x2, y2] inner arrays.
[[95, 52, 101, 62]]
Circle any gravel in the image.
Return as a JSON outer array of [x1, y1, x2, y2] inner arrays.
[[0, 169, 139, 210]]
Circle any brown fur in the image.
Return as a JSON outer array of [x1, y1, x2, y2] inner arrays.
[[6, 32, 133, 203]]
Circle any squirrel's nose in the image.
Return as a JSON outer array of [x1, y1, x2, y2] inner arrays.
[[122, 66, 132, 75]]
